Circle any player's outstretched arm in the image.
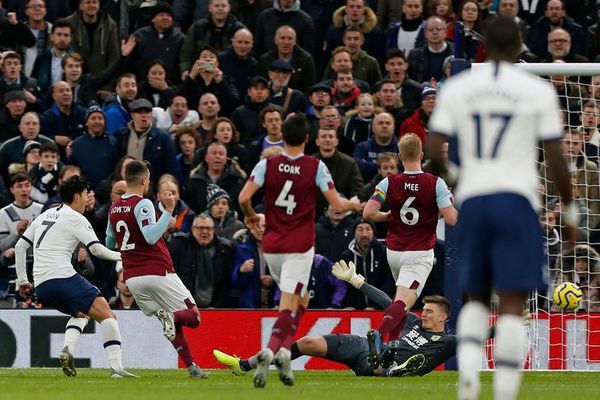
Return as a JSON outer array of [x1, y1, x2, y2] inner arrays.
[[88, 242, 121, 262], [134, 198, 172, 245], [439, 206, 457, 226], [332, 260, 393, 308]]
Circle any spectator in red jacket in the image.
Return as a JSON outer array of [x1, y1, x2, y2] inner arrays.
[[398, 85, 436, 145]]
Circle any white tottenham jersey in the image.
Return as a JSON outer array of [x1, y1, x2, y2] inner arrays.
[[429, 61, 562, 209], [21, 204, 100, 286]]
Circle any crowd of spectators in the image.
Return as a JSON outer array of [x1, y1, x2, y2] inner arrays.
[[0, 0, 599, 311]]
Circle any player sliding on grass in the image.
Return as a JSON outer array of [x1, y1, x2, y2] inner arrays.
[[214, 260, 456, 377], [362, 132, 457, 368], [15, 176, 136, 378], [238, 113, 361, 388]]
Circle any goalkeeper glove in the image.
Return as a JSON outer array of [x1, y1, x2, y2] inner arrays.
[[332, 260, 365, 289]]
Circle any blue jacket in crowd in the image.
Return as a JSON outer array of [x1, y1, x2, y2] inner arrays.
[[353, 135, 398, 182], [68, 131, 121, 190]]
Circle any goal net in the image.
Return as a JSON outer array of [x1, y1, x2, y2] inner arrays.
[[469, 63, 600, 371]]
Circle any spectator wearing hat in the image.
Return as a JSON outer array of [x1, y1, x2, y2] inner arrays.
[[180, 0, 245, 79], [178, 46, 240, 115], [315, 198, 358, 263], [218, 28, 258, 97], [103, 72, 137, 134], [254, 0, 316, 57], [339, 217, 395, 310], [306, 82, 332, 138], [68, 103, 121, 190], [398, 85, 437, 145], [230, 76, 274, 146], [267, 59, 308, 115], [30, 18, 73, 94], [205, 183, 244, 240], [18, 140, 42, 175], [168, 213, 237, 308], [185, 142, 245, 214], [114, 98, 177, 186], [0, 112, 53, 186], [39, 81, 86, 160], [0, 91, 28, 143], [0, 52, 43, 111], [258, 25, 317, 95], [128, 2, 185, 85], [64, 0, 119, 77]]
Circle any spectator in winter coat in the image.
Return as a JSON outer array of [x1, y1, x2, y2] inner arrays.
[[230, 76, 273, 146], [184, 142, 246, 214], [231, 213, 276, 308], [398, 85, 437, 145], [128, 2, 185, 84], [315, 203, 357, 262], [204, 183, 245, 240], [339, 218, 395, 309], [353, 112, 398, 182], [68, 103, 120, 190], [169, 213, 237, 308], [102, 73, 137, 134], [178, 46, 240, 115], [64, 1, 119, 77], [267, 60, 308, 116], [179, 0, 245, 78], [113, 99, 177, 186], [258, 25, 317, 95], [313, 127, 363, 218], [218, 29, 258, 97], [254, 0, 316, 56]]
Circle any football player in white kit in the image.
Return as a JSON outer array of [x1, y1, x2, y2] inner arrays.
[[15, 176, 136, 378], [427, 17, 577, 400]]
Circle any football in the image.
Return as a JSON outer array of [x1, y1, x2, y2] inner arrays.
[[553, 282, 583, 311]]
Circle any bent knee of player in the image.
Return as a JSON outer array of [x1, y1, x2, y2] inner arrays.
[[297, 336, 327, 356]]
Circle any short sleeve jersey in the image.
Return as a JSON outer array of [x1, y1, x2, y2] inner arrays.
[[108, 195, 174, 280], [21, 204, 100, 286], [371, 172, 452, 251], [429, 61, 563, 209], [250, 153, 335, 253]]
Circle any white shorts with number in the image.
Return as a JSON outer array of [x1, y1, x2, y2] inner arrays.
[[264, 247, 315, 296], [386, 248, 434, 297], [125, 273, 196, 316]]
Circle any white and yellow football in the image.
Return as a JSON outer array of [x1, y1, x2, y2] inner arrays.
[[553, 282, 583, 311]]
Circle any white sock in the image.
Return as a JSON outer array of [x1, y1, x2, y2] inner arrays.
[[494, 314, 524, 400], [64, 317, 88, 354], [99, 318, 124, 371], [457, 301, 489, 400]]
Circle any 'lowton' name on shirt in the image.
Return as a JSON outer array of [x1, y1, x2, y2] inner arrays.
[[278, 164, 301, 175], [112, 205, 131, 213]]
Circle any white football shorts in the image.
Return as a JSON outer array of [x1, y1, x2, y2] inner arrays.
[[125, 273, 195, 316], [264, 247, 315, 296], [386, 248, 434, 297]]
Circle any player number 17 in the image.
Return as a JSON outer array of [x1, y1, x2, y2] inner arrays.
[[472, 112, 512, 159]]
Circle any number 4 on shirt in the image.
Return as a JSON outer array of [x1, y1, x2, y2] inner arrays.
[[276, 180, 297, 215]]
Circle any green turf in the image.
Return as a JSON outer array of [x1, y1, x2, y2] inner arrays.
[[1, 369, 599, 400]]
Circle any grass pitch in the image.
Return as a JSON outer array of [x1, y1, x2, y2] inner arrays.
[[1, 369, 599, 400]]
